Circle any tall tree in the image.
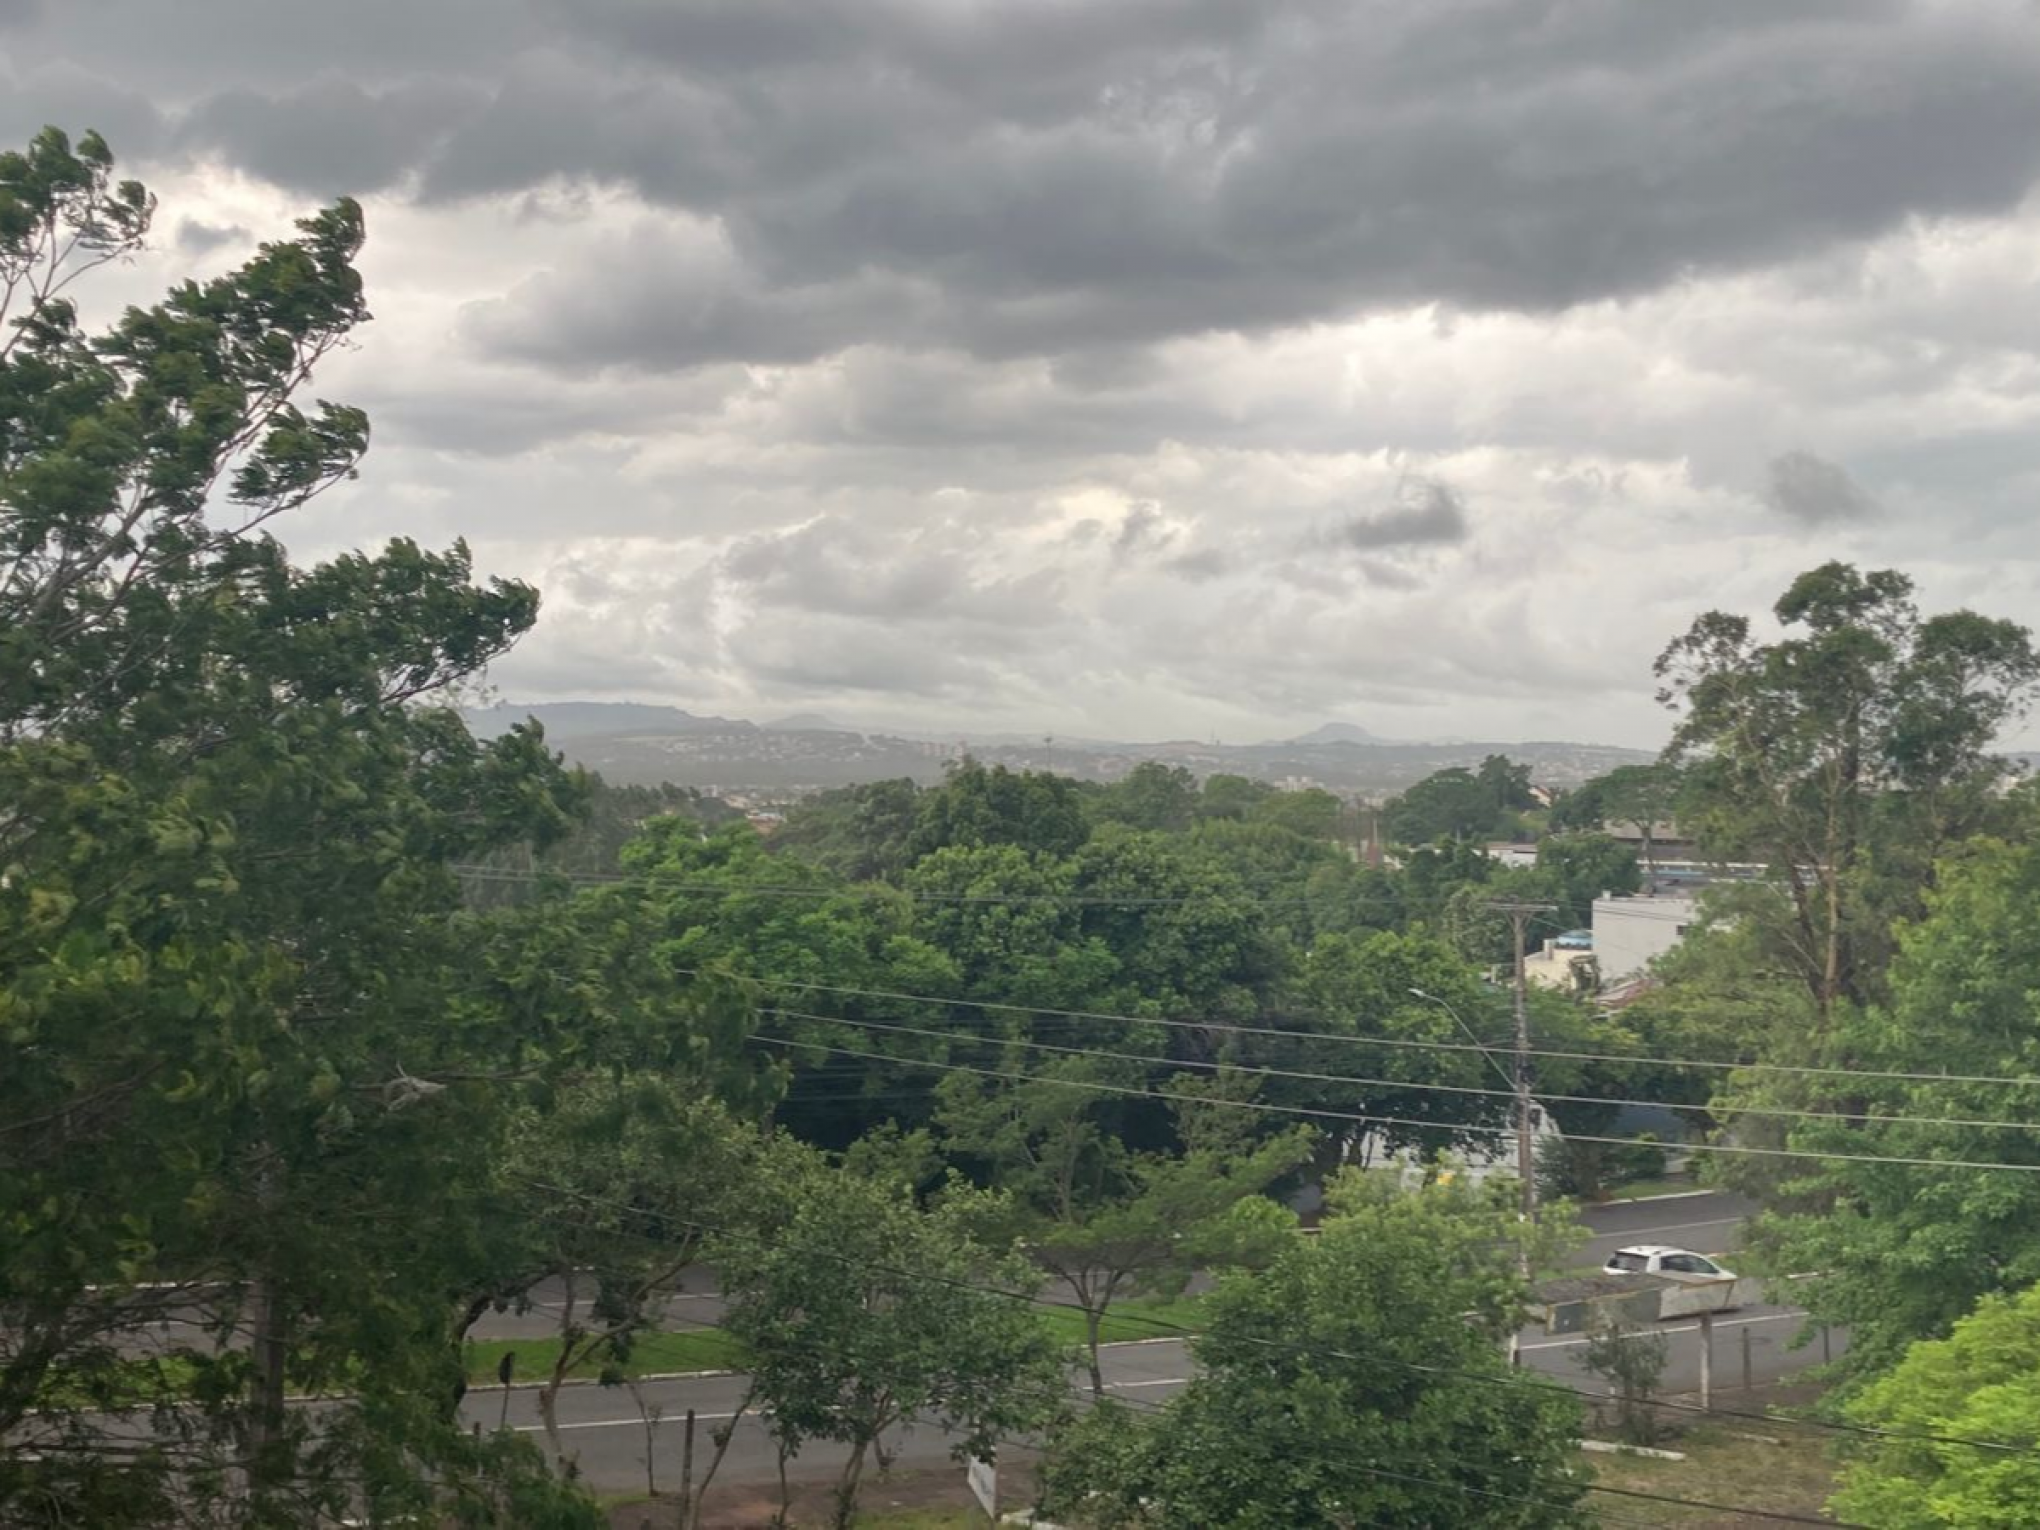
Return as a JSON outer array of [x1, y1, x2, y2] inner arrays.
[[1737, 831, 2040, 1387], [1656, 562, 2039, 1026], [0, 128, 636, 1524]]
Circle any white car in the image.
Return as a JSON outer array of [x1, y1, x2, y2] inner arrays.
[[1603, 1244, 1736, 1283]]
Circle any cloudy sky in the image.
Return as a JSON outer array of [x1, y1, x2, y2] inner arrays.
[[11, 0, 2040, 747]]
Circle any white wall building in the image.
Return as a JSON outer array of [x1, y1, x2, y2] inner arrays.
[[1591, 892, 1701, 981]]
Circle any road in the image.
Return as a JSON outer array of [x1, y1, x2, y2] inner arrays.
[[68, 1192, 1838, 1498], [467, 1192, 1842, 1494]]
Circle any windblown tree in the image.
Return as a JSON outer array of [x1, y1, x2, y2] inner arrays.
[[0, 128, 750, 1525], [1656, 562, 2039, 1028]]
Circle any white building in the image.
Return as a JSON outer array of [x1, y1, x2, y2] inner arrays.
[[1591, 892, 1701, 981]]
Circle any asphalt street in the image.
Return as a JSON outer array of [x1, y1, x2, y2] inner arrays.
[[464, 1191, 1842, 1496]]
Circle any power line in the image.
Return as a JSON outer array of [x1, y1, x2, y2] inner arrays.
[[750, 1033, 2040, 1176], [753, 1003, 2040, 1137], [720, 970, 2040, 1097]]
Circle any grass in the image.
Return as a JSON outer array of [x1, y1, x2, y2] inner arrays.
[[465, 1327, 745, 1386], [472, 1295, 1210, 1386], [1037, 1294, 1209, 1347], [1584, 1423, 1837, 1524], [1605, 1174, 1701, 1202]]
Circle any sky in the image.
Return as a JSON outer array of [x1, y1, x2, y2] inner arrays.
[[10, 0, 2040, 748]]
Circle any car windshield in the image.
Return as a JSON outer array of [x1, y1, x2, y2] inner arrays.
[[1609, 1252, 1649, 1272]]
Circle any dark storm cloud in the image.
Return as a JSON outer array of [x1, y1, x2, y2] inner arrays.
[[180, 79, 488, 197], [0, 64, 165, 159], [19, 1, 2040, 370], [1325, 482, 1470, 552], [1761, 451, 1882, 526], [175, 217, 248, 254]]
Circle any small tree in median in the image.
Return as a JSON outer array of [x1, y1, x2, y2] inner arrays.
[[714, 1151, 1068, 1530], [1040, 1173, 1590, 1527], [939, 1061, 1314, 1394], [1579, 1319, 1671, 1447]]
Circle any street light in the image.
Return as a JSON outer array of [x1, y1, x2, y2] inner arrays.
[[1406, 987, 1517, 1093]]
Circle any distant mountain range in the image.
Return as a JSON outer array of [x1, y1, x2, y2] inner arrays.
[[464, 702, 1652, 800]]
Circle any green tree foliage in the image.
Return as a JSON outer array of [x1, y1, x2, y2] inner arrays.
[[770, 777, 921, 882], [1657, 562, 2039, 1025], [1830, 1281, 2040, 1528], [1577, 1321, 1671, 1446], [713, 1154, 1067, 1530], [1738, 833, 2040, 1386], [1039, 1175, 1589, 1528], [1548, 763, 1682, 869], [457, 776, 739, 907], [1383, 766, 1500, 846], [1535, 832, 1642, 929], [1196, 772, 1275, 821], [1095, 760, 1199, 832], [909, 757, 1088, 858], [938, 1064, 1311, 1393], [0, 129, 722, 1525]]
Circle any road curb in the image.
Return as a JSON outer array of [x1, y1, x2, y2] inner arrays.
[[1606, 1188, 1716, 1204]]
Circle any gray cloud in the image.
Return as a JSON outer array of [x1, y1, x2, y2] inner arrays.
[[180, 78, 488, 196], [1324, 481, 1470, 552], [175, 217, 248, 255], [1112, 503, 1173, 559], [20, 2, 2040, 370], [1762, 450, 1881, 525]]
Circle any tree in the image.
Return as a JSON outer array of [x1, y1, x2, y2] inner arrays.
[[1096, 761, 1199, 833], [1657, 562, 2039, 1026], [1252, 785, 1344, 841], [770, 777, 922, 882], [1039, 1174, 1589, 1528], [494, 1081, 764, 1469], [0, 127, 684, 1525], [1383, 767, 1499, 846], [1829, 1281, 2040, 1528], [909, 757, 1088, 859], [1737, 832, 2040, 1386], [1535, 832, 1642, 929], [938, 1063, 1312, 1394], [713, 1155, 1067, 1530], [1549, 763, 1682, 871], [1578, 1321, 1671, 1446]]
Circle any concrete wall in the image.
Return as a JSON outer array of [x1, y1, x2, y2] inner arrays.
[[1591, 893, 1700, 981]]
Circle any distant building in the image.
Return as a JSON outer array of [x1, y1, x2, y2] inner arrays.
[[1524, 928, 1596, 991], [1591, 892, 1701, 981], [1483, 841, 1539, 869]]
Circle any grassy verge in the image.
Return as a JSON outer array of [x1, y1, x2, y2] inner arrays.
[[465, 1328, 745, 1386], [473, 1296, 1209, 1385], [1584, 1424, 1836, 1523], [1605, 1175, 1700, 1202], [1037, 1295, 1208, 1347]]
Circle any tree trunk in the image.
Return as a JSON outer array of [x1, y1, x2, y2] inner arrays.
[[246, 1273, 289, 1502], [1081, 1301, 1108, 1397], [833, 1436, 871, 1530]]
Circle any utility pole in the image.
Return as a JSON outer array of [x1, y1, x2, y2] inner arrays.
[[1484, 901, 1556, 1231]]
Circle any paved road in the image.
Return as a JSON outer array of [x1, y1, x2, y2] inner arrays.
[[1570, 1190, 1758, 1274], [477, 1301, 1838, 1499]]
